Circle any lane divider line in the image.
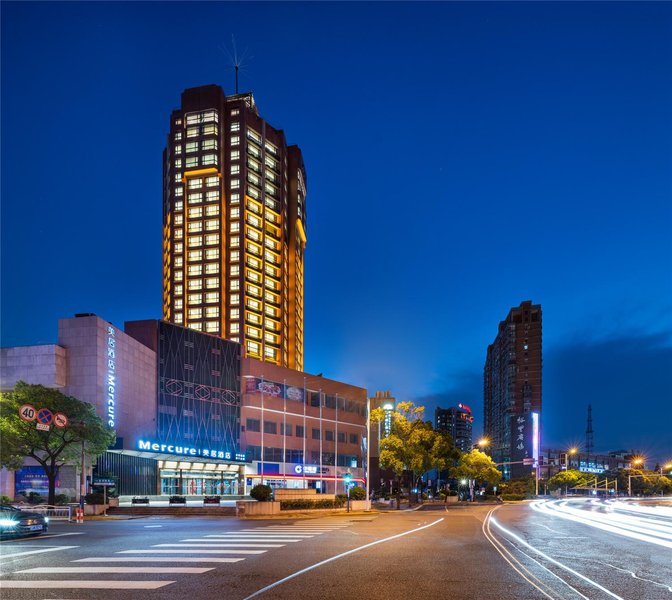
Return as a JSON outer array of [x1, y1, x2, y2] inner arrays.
[[489, 514, 625, 600], [481, 508, 558, 600], [484, 510, 590, 600], [244, 518, 444, 600]]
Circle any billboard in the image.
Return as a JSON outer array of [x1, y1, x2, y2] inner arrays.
[[245, 377, 305, 403], [15, 466, 59, 497]]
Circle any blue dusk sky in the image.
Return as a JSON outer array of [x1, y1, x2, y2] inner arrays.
[[2, 2, 671, 463]]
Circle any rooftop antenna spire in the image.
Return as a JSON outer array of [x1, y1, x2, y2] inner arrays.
[[221, 35, 252, 95], [585, 404, 594, 455], [232, 35, 240, 94]]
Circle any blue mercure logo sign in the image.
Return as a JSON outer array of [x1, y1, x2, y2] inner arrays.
[[137, 439, 246, 462]]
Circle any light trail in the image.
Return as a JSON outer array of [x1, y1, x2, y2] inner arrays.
[[531, 499, 672, 549], [488, 514, 625, 600]]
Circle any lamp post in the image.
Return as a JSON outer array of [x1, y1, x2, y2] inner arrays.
[[78, 421, 86, 510], [661, 462, 672, 475], [628, 457, 644, 496], [365, 396, 371, 511], [567, 447, 578, 470]]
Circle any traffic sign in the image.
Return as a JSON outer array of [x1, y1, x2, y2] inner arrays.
[[53, 413, 69, 428], [36, 408, 53, 425], [19, 404, 36, 422], [523, 457, 534, 466], [36, 423, 50, 432]]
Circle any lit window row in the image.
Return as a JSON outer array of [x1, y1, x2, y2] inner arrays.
[[185, 110, 218, 125], [188, 191, 220, 204], [188, 177, 219, 189], [186, 124, 218, 138]]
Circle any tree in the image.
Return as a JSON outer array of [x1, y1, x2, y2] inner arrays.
[[451, 450, 502, 500], [371, 402, 459, 508], [546, 469, 592, 493], [370, 401, 423, 509], [406, 424, 459, 503], [0, 382, 115, 504]]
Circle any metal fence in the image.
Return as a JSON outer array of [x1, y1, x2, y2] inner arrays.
[[18, 504, 73, 521]]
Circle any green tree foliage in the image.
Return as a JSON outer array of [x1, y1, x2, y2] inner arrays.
[[546, 469, 593, 491], [0, 382, 115, 504], [500, 475, 535, 498], [370, 401, 458, 507], [452, 449, 502, 487], [348, 486, 366, 500], [249, 484, 273, 502]]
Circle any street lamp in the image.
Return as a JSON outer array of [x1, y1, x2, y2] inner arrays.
[[477, 438, 489, 449], [661, 462, 672, 475], [628, 457, 645, 496], [567, 447, 578, 470]]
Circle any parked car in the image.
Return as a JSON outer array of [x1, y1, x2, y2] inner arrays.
[[0, 504, 49, 538]]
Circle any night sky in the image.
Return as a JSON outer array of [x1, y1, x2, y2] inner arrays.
[[2, 2, 671, 463]]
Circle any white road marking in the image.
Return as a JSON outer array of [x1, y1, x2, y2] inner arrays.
[[489, 515, 624, 600], [0, 581, 174, 589], [205, 532, 315, 540], [117, 549, 265, 554], [74, 557, 245, 563], [191, 538, 302, 542], [17, 567, 213, 574], [0, 545, 79, 560], [244, 518, 444, 600], [21, 533, 85, 540], [144, 525, 163, 528], [154, 543, 284, 548]]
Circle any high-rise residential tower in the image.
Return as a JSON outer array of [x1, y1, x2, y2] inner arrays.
[[162, 85, 307, 370], [435, 404, 474, 453], [483, 300, 542, 479]]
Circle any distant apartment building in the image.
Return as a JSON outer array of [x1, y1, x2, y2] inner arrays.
[[435, 404, 474, 453], [483, 300, 542, 479], [162, 85, 307, 370]]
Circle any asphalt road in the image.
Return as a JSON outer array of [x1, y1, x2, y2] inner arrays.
[[0, 499, 669, 599]]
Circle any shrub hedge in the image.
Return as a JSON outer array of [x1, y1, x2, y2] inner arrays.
[[280, 497, 347, 510], [500, 493, 526, 501]]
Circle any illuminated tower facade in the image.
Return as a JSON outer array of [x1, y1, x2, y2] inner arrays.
[[162, 85, 307, 369], [483, 300, 542, 479]]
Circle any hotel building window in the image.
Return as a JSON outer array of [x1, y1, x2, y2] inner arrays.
[[163, 85, 307, 367]]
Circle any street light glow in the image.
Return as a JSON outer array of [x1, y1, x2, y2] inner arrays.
[[478, 438, 489, 447]]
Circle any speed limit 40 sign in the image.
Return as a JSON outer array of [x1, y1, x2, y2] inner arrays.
[[19, 404, 36, 422]]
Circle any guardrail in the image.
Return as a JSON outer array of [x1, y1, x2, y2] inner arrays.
[[15, 504, 73, 521]]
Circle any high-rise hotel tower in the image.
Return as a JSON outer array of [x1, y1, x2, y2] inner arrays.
[[162, 85, 307, 370], [483, 300, 542, 479]]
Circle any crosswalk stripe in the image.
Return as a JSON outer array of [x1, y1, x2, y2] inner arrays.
[[117, 549, 266, 554], [74, 557, 244, 563], [153, 543, 284, 548], [16, 567, 213, 574], [193, 538, 302, 542], [0, 546, 79, 560], [0, 581, 174, 589], [205, 532, 315, 540]]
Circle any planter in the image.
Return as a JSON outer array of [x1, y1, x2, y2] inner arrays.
[[84, 504, 107, 516], [132, 497, 150, 505], [107, 498, 119, 508], [204, 496, 221, 505], [236, 500, 280, 517], [446, 496, 458, 503]]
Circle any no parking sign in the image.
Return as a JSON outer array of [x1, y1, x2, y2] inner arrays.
[[36, 408, 53, 425]]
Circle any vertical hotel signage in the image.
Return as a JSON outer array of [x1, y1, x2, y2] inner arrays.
[[531, 412, 540, 466], [106, 326, 117, 428]]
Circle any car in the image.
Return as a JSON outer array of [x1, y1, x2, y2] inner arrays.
[[0, 504, 49, 538]]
